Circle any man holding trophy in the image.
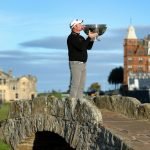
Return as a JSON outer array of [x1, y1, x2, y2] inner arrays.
[[67, 19, 98, 100]]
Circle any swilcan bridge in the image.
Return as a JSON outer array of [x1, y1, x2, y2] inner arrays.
[[0, 95, 150, 150]]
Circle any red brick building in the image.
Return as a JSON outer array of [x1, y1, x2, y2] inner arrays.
[[124, 25, 150, 90]]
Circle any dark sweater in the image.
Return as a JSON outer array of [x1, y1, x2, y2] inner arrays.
[[67, 32, 94, 62]]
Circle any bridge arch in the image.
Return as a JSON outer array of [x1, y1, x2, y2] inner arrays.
[[20, 131, 75, 150]]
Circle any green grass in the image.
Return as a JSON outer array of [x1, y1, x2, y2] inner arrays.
[[0, 140, 11, 150], [0, 103, 10, 121], [0, 104, 11, 149]]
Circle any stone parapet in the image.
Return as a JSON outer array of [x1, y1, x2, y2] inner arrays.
[[94, 95, 150, 120], [8, 96, 103, 125]]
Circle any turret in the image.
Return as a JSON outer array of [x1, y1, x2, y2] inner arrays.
[[126, 25, 137, 39]]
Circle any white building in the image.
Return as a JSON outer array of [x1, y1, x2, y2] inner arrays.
[[128, 72, 150, 91], [0, 69, 37, 102]]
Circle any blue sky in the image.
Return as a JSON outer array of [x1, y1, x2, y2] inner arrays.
[[0, 0, 150, 92]]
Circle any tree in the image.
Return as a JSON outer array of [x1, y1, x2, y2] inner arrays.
[[108, 66, 123, 89], [87, 82, 101, 96], [49, 90, 62, 99], [88, 82, 101, 92]]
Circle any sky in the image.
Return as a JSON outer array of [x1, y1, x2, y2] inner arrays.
[[0, 0, 150, 93]]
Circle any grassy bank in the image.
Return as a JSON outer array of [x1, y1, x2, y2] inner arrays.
[[0, 140, 11, 150], [0, 103, 11, 149], [0, 103, 10, 121]]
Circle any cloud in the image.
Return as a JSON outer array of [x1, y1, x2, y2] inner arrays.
[[0, 49, 67, 64], [19, 34, 123, 51], [20, 36, 67, 49], [19, 25, 150, 51]]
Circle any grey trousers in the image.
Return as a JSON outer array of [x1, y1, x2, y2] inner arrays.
[[69, 61, 86, 100]]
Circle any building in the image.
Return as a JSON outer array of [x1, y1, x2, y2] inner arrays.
[[0, 69, 37, 102], [124, 25, 150, 91]]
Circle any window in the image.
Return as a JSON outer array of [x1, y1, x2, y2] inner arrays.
[[148, 48, 150, 55], [128, 57, 133, 60], [139, 57, 143, 61], [13, 86, 16, 90], [16, 93, 18, 99], [138, 57, 143, 63], [137, 50, 144, 55], [128, 50, 134, 55], [22, 82, 26, 85], [3, 79, 6, 85], [128, 57, 133, 63], [128, 65, 132, 69], [137, 66, 143, 72]]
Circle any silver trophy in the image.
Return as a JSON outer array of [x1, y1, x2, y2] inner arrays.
[[83, 24, 107, 41]]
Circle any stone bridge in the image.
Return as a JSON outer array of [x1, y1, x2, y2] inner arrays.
[[0, 95, 150, 150]]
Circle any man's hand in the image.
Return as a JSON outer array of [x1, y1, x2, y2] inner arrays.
[[88, 31, 98, 39]]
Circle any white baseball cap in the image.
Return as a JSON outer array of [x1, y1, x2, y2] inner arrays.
[[70, 19, 83, 29]]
